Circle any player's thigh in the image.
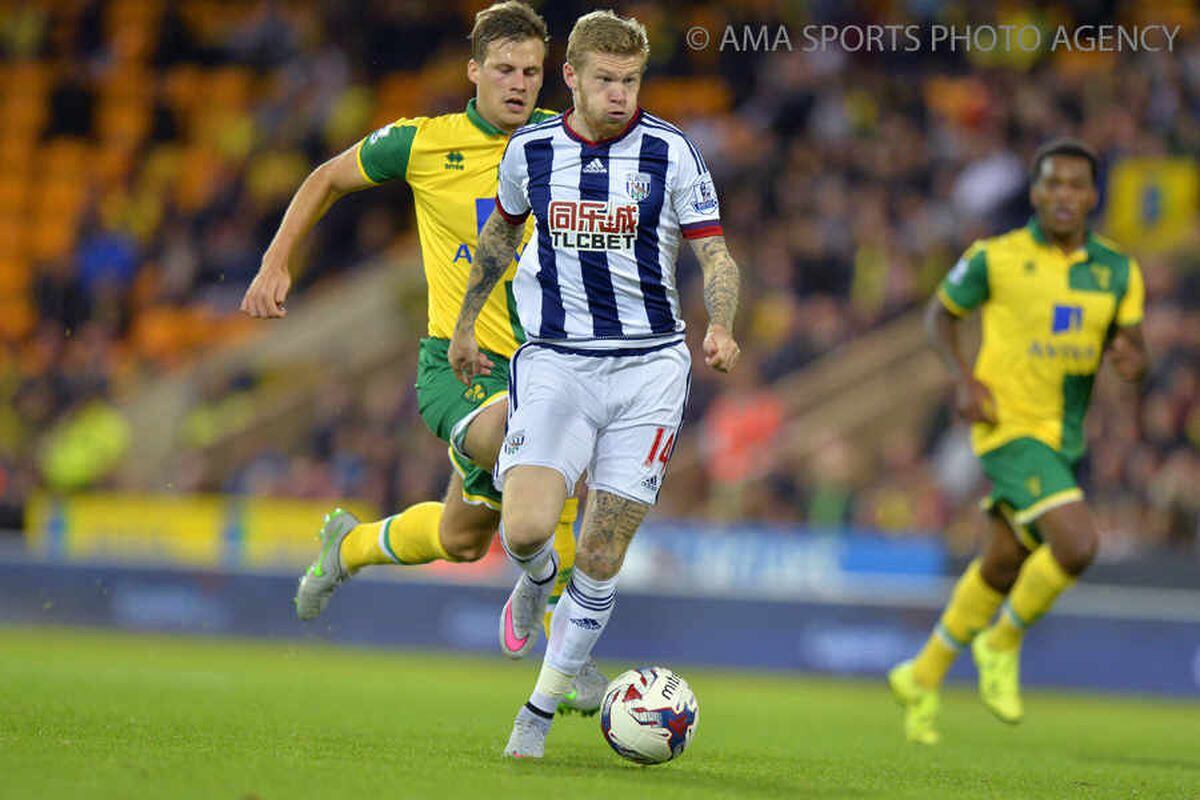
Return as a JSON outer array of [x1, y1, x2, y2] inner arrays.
[[979, 508, 1031, 592], [589, 345, 690, 506], [589, 423, 680, 506], [501, 465, 570, 550], [497, 345, 597, 502], [575, 490, 651, 580], [459, 399, 507, 471], [438, 472, 500, 561]]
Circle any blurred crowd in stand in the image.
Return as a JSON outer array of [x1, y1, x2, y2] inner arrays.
[[1, 1, 1196, 554]]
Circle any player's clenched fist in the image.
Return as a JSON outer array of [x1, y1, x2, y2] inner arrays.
[[448, 327, 493, 385], [703, 324, 740, 373], [240, 259, 291, 319]]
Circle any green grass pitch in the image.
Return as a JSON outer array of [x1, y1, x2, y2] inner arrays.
[[1, 626, 1196, 799]]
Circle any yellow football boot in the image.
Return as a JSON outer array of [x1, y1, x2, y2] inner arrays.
[[972, 634, 1024, 724], [887, 660, 941, 745]]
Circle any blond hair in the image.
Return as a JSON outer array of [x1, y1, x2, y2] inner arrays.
[[469, 1, 549, 63], [565, 10, 650, 69]]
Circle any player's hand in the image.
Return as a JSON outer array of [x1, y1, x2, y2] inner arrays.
[[1108, 331, 1147, 383], [703, 325, 740, 373], [448, 327, 493, 385], [955, 376, 997, 425], [240, 255, 291, 319]]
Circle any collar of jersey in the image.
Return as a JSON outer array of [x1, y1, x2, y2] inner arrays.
[[561, 107, 643, 147], [466, 98, 505, 137], [1027, 216, 1097, 262]]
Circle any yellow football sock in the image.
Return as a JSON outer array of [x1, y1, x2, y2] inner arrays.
[[987, 545, 1074, 651], [544, 497, 579, 637], [913, 560, 1004, 689], [339, 502, 446, 571]]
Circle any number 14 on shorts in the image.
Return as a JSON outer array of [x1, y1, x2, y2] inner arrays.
[[638, 426, 677, 495], [644, 427, 677, 467]]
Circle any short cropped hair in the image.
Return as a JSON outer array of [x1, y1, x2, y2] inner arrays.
[[1032, 138, 1099, 185], [469, 1, 549, 64], [565, 9, 650, 70]]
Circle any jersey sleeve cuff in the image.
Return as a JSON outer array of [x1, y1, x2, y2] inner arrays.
[[936, 287, 971, 317], [681, 221, 723, 239], [495, 195, 530, 225], [355, 142, 379, 185]]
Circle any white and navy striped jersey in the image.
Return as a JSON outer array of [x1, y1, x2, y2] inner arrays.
[[494, 108, 723, 345]]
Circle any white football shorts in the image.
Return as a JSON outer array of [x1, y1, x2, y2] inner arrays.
[[496, 339, 691, 505]]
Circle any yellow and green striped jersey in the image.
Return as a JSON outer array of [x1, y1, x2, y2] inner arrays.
[[356, 99, 556, 358], [938, 219, 1144, 460]]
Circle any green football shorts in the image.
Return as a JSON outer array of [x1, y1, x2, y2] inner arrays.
[[415, 337, 510, 510], [979, 437, 1084, 550]]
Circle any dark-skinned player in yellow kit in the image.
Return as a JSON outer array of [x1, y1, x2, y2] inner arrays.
[[888, 139, 1149, 745]]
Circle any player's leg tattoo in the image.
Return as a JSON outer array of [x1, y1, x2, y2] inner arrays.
[[535, 491, 648, 712], [575, 490, 650, 580]]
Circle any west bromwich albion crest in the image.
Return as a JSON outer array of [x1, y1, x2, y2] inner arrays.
[[625, 172, 652, 203]]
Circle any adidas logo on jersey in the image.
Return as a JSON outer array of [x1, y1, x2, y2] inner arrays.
[[582, 158, 607, 174]]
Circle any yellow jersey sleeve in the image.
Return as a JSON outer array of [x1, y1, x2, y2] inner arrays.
[[356, 117, 426, 184], [937, 241, 988, 316], [1116, 257, 1145, 327]]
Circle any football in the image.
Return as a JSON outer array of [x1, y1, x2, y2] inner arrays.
[[599, 666, 700, 764]]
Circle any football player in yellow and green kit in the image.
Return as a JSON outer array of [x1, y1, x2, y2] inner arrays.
[[240, 2, 606, 713], [888, 139, 1149, 744]]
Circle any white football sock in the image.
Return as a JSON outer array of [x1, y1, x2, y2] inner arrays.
[[545, 567, 617, 676], [528, 665, 573, 716]]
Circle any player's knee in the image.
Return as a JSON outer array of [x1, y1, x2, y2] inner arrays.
[[442, 531, 491, 563], [980, 556, 1022, 593], [501, 509, 556, 555], [1049, 532, 1097, 576], [437, 515, 495, 563]]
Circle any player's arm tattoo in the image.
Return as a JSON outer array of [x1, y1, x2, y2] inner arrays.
[[456, 210, 522, 330], [575, 491, 651, 580], [689, 235, 740, 330]]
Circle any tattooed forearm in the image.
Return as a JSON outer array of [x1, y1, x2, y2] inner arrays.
[[692, 235, 740, 331], [456, 211, 522, 330], [575, 491, 650, 580]]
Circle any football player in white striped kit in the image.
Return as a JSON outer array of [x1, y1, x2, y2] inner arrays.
[[449, 10, 742, 758]]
